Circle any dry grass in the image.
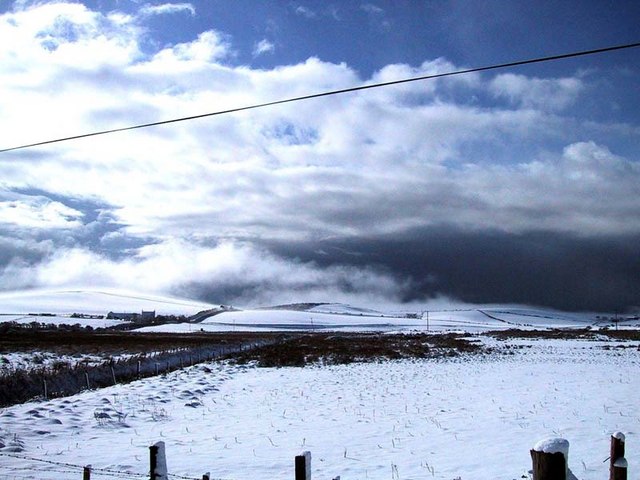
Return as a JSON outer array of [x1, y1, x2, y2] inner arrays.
[[0, 330, 281, 357], [225, 332, 486, 367], [489, 328, 640, 341]]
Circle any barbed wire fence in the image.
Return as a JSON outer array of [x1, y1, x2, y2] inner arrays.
[[0, 450, 232, 480]]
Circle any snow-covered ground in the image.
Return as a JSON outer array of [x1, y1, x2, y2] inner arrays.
[[0, 289, 215, 317], [0, 351, 112, 376], [137, 306, 599, 334], [2, 290, 634, 333], [0, 336, 638, 480]]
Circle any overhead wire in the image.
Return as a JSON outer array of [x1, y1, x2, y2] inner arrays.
[[0, 41, 639, 154]]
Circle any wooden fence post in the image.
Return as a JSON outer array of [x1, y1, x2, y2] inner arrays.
[[149, 441, 168, 480], [43, 379, 48, 400], [85, 372, 90, 390], [110, 366, 117, 385], [610, 432, 627, 480], [137, 360, 141, 378], [83, 465, 91, 480], [530, 438, 568, 480], [295, 451, 311, 480]]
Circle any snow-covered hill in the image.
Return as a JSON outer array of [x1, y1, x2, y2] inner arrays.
[[1, 289, 631, 333], [0, 289, 215, 317], [138, 305, 602, 334]]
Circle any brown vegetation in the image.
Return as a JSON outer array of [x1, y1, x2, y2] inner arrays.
[[224, 332, 486, 367], [489, 328, 640, 341]]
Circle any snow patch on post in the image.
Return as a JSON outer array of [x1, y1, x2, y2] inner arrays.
[[613, 458, 628, 468], [531, 437, 569, 480], [613, 432, 626, 442], [533, 437, 569, 460]]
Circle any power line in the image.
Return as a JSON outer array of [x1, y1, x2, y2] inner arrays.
[[1, 41, 639, 154]]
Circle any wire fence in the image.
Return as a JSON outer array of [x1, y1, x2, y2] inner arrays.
[[0, 451, 232, 480]]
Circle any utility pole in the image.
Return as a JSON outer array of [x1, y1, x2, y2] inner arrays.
[[421, 310, 429, 332]]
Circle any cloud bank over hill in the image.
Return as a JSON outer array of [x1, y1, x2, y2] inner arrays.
[[0, 2, 638, 311]]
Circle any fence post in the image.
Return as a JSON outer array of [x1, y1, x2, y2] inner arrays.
[[610, 432, 627, 480], [137, 360, 141, 378], [110, 366, 117, 385], [530, 438, 568, 480], [149, 441, 168, 480], [295, 451, 311, 480], [83, 465, 91, 480], [43, 379, 48, 400], [85, 372, 90, 390]]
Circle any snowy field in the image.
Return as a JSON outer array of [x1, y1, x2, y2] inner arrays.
[[2, 289, 636, 333], [137, 306, 600, 334], [0, 289, 215, 317], [0, 337, 638, 480]]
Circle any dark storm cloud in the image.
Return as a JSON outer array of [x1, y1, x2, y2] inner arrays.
[[0, 235, 50, 266], [263, 227, 640, 313], [175, 281, 274, 307]]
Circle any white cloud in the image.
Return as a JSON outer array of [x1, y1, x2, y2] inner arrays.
[[0, 193, 83, 229], [0, 2, 638, 304], [155, 30, 230, 62], [253, 39, 275, 57], [361, 3, 384, 16], [0, 239, 407, 307], [139, 3, 195, 17], [294, 5, 316, 18], [490, 73, 584, 111], [360, 3, 390, 29]]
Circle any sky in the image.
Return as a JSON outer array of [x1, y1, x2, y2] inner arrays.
[[0, 0, 638, 312]]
